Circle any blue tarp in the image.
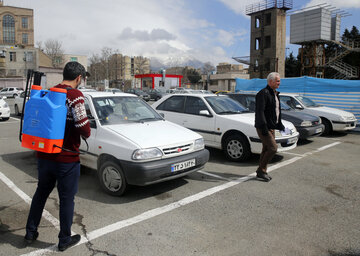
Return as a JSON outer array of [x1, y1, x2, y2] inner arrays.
[[235, 76, 360, 122]]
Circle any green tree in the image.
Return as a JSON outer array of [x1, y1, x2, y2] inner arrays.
[[285, 52, 301, 77], [186, 68, 201, 84]]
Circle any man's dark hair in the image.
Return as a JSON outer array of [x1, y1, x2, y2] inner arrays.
[[63, 61, 87, 81]]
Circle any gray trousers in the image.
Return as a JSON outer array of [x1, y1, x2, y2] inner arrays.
[[256, 128, 278, 172]]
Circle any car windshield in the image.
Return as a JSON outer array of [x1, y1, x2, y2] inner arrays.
[[93, 96, 162, 125], [205, 96, 248, 114], [295, 96, 319, 107], [280, 101, 292, 110]]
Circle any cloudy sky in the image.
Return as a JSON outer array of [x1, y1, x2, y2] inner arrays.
[[7, 0, 360, 66]]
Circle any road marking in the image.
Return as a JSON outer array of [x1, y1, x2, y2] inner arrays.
[[198, 170, 230, 181], [6, 141, 339, 256], [281, 151, 306, 157]]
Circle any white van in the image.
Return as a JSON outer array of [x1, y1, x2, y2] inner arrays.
[[80, 91, 209, 196]]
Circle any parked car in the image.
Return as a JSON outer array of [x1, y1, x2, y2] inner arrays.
[[79, 91, 209, 196], [279, 93, 357, 135], [0, 96, 10, 121], [0, 87, 24, 98], [146, 88, 167, 101], [227, 93, 325, 140], [105, 88, 122, 93], [125, 88, 151, 101], [151, 94, 299, 162], [14, 91, 30, 116]]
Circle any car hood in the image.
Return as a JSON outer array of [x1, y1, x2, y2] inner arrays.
[[282, 110, 319, 124], [219, 112, 255, 126], [306, 106, 355, 119], [106, 120, 200, 148]]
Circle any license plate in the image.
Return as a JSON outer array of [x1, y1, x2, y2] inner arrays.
[[315, 128, 322, 133], [171, 159, 196, 172], [287, 137, 297, 144]]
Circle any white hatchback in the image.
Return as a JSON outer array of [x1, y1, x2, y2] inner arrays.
[[79, 91, 209, 196], [280, 93, 357, 135], [151, 94, 299, 162], [0, 96, 10, 121]]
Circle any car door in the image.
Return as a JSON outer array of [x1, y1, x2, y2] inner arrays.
[[79, 97, 97, 169], [182, 96, 216, 144]]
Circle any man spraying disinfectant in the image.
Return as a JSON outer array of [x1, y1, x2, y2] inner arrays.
[[23, 62, 91, 252]]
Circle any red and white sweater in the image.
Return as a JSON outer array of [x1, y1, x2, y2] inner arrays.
[[37, 84, 91, 163]]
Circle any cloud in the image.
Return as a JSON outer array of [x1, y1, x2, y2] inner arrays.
[[218, 0, 257, 16], [217, 29, 248, 47], [118, 28, 176, 41], [306, 0, 360, 9]]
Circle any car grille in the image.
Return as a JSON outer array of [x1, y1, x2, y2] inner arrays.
[[162, 143, 192, 156]]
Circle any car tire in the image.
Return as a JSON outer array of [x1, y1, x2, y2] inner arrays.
[[223, 134, 251, 162], [15, 104, 20, 116], [13, 94, 18, 98], [98, 160, 128, 196], [321, 118, 332, 135]]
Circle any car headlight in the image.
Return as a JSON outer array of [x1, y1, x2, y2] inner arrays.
[[194, 138, 205, 150], [300, 120, 312, 127], [132, 148, 163, 160]]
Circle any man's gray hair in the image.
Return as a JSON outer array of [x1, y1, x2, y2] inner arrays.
[[267, 72, 280, 83]]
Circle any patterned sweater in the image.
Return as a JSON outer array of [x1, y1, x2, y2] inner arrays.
[[37, 84, 91, 163]]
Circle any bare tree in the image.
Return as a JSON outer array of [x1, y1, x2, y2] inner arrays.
[[44, 39, 65, 68], [134, 56, 149, 74], [202, 62, 215, 74]]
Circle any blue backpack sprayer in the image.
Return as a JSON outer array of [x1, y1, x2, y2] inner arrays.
[[19, 70, 88, 154]]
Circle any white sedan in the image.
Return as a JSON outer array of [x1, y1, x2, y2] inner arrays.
[[0, 96, 10, 121], [280, 93, 357, 135], [151, 93, 299, 162]]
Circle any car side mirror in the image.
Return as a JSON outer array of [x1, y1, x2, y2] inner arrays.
[[199, 110, 212, 117], [295, 104, 303, 109]]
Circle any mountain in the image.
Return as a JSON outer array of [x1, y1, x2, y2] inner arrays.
[[150, 56, 205, 72]]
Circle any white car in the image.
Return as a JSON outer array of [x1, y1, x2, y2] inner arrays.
[[151, 94, 299, 162], [0, 87, 24, 98], [280, 93, 357, 135], [14, 91, 30, 116], [0, 96, 10, 121], [79, 91, 209, 196]]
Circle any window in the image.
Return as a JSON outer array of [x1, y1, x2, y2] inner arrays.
[[255, 17, 261, 28], [22, 17, 28, 29], [255, 38, 261, 50], [265, 13, 271, 26], [9, 52, 16, 62], [184, 96, 208, 115], [22, 33, 28, 44], [70, 57, 78, 62], [156, 96, 185, 113], [3, 15, 15, 44], [25, 52, 33, 62], [265, 36, 271, 48]]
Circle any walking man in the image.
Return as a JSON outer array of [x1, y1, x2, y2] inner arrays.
[[255, 72, 285, 182], [24, 62, 91, 251]]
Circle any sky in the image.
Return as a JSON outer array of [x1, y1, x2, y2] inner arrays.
[[6, 0, 360, 67]]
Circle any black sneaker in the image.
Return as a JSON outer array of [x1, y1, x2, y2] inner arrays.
[[58, 234, 81, 252], [256, 170, 271, 182], [24, 231, 39, 244]]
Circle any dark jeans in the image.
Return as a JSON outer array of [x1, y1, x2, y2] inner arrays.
[[256, 128, 278, 172], [26, 159, 80, 246]]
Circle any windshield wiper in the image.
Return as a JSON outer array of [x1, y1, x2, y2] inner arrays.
[[137, 117, 159, 123]]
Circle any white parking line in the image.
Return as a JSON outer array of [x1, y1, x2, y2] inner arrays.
[[1, 141, 340, 256], [198, 170, 230, 181]]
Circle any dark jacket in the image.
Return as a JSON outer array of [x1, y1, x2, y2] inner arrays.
[[255, 85, 285, 135]]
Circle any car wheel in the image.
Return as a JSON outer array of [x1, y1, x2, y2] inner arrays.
[[13, 94, 18, 98], [223, 134, 251, 162], [321, 118, 332, 135], [15, 104, 20, 116], [98, 160, 127, 196]]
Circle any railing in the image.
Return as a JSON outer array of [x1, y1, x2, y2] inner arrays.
[[330, 59, 358, 78], [246, 0, 293, 15]]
